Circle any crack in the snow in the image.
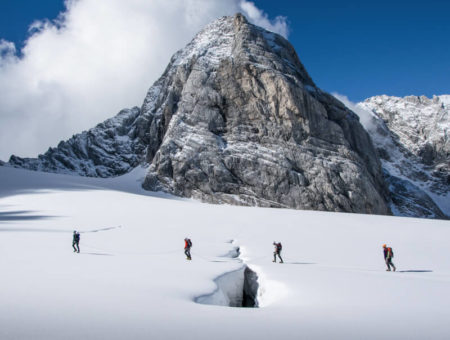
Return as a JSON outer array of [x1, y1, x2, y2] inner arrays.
[[195, 240, 259, 308]]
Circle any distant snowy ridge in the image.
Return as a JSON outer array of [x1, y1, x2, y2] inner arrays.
[[356, 95, 449, 219], [9, 107, 146, 177], [361, 95, 448, 167]]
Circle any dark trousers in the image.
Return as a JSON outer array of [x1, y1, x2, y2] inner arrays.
[[184, 248, 191, 259], [73, 241, 80, 253], [386, 257, 396, 271], [274, 251, 283, 263]]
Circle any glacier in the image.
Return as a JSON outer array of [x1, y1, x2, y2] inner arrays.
[[0, 165, 449, 339]]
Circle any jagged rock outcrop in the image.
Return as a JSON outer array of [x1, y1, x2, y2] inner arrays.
[[9, 107, 146, 177], [141, 14, 390, 214], [7, 14, 392, 215], [358, 95, 449, 219]]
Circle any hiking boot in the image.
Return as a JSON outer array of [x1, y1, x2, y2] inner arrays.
[[386, 269, 391, 271]]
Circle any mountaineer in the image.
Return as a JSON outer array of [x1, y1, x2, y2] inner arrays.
[[184, 238, 192, 260], [73, 230, 80, 253], [383, 244, 396, 271], [273, 241, 283, 263]]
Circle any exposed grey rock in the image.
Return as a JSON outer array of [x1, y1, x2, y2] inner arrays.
[[9, 107, 147, 177], [141, 14, 390, 215], [358, 95, 449, 219], [361, 95, 449, 171], [385, 171, 447, 219]]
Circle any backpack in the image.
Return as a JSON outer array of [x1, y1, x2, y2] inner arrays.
[[187, 239, 192, 248], [387, 247, 394, 258], [277, 243, 282, 251]]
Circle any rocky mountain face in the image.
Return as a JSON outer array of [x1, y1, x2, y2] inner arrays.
[[358, 95, 449, 219], [9, 107, 146, 177], [8, 14, 392, 215], [136, 14, 390, 214]]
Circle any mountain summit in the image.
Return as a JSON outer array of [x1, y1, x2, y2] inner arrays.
[[8, 14, 390, 215]]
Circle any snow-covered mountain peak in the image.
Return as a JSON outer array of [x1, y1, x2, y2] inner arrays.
[[7, 13, 390, 216], [171, 15, 235, 68], [360, 94, 449, 164], [170, 14, 296, 71], [357, 94, 449, 218], [366, 94, 450, 108], [136, 14, 389, 215]]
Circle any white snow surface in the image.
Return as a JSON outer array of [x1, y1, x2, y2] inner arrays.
[[1, 166, 449, 339]]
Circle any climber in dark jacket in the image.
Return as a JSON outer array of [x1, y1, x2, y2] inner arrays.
[[273, 242, 283, 263], [73, 231, 80, 253], [184, 238, 192, 260], [383, 244, 396, 271]]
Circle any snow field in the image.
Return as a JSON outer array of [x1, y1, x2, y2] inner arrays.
[[0, 166, 449, 339]]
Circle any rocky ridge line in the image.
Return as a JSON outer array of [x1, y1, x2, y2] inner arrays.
[[9, 107, 146, 177]]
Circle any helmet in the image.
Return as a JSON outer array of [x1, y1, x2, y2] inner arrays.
[[382, 244, 387, 248]]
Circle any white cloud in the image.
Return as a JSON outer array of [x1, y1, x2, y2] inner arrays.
[[332, 93, 377, 132], [239, 1, 289, 38], [0, 0, 288, 160], [0, 39, 17, 59]]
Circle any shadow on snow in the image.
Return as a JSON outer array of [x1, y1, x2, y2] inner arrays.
[[397, 270, 433, 273], [0, 210, 57, 223]]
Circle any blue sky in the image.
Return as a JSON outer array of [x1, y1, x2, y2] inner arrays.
[[1, 0, 448, 101], [260, 0, 450, 100], [0, 0, 448, 160], [0, 0, 65, 49]]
